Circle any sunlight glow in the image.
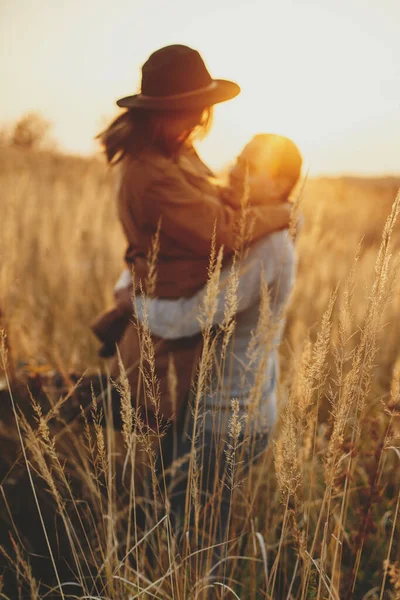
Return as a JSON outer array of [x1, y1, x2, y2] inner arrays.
[[0, 0, 399, 175]]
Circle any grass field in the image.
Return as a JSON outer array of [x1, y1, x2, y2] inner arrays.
[[0, 145, 400, 599]]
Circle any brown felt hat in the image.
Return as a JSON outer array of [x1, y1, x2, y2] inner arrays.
[[117, 44, 240, 111]]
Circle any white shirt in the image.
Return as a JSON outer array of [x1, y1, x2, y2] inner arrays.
[[124, 231, 295, 434]]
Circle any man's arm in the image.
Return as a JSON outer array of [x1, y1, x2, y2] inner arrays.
[[135, 232, 294, 340], [114, 269, 132, 292]]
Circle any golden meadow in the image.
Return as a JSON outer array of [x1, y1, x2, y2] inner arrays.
[[0, 144, 400, 599]]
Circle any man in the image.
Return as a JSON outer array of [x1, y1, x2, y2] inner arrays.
[[134, 134, 301, 432], [129, 134, 302, 549]]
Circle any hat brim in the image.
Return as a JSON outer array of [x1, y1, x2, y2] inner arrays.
[[116, 79, 240, 111]]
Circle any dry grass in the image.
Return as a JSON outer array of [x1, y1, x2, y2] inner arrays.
[[1, 146, 400, 599], [0, 146, 123, 369]]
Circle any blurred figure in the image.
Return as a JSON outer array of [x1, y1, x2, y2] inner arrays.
[[230, 133, 302, 204], [91, 46, 292, 431], [135, 133, 302, 557]]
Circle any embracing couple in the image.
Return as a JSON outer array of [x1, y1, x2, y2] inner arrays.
[[91, 45, 301, 552]]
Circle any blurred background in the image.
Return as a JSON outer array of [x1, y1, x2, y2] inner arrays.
[[1, 0, 399, 175], [1, 4, 400, 598]]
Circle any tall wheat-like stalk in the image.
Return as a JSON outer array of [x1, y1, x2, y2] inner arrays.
[[2, 147, 400, 598]]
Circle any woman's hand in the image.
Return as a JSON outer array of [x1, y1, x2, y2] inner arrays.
[[258, 200, 292, 231], [114, 285, 134, 315], [114, 269, 134, 315]]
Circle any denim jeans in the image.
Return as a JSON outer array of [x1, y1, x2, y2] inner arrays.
[[165, 419, 269, 561]]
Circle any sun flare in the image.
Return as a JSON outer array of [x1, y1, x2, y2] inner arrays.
[[1, 0, 399, 175], [196, 1, 399, 175]]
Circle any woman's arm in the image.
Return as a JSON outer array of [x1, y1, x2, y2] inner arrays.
[[144, 167, 291, 256]]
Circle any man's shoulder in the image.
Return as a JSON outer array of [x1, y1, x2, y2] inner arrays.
[[269, 228, 292, 243], [270, 231, 295, 273], [251, 230, 295, 289], [252, 229, 294, 256]]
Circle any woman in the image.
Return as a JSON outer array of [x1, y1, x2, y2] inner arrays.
[[93, 45, 292, 431]]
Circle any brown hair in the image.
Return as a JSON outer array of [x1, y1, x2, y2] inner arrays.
[[98, 107, 213, 164]]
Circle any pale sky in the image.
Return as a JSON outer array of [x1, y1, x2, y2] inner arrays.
[[1, 0, 399, 175]]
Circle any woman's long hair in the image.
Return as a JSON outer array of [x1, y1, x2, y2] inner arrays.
[[98, 107, 213, 164]]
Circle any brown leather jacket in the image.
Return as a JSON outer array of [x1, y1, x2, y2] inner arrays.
[[117, 144, 290, 298]]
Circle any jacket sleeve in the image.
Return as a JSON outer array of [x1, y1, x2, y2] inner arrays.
[[144, 168, 291, 256], [135, 232, 295, 340]]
